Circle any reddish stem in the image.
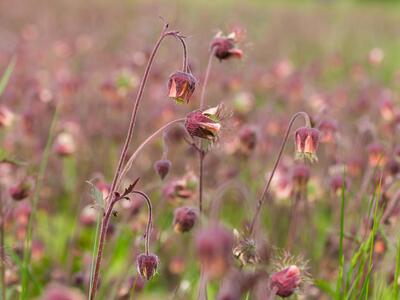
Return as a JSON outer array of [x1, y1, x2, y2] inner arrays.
[[248, 112, 311, 235], [132, 191, 153, 255], [89, 23, 188, 299]]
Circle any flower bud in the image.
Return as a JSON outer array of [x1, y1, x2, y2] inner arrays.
[[0, 106, 14, 128], [294, 127, 320, 163], [173, 206, 198, 233], [238, 126, 257, 155], [367, 142, 386, 167], [211, 32, 243, 61], [195, 224, 234, 279], [329, 174, 350, 195], [136, 253, 159, 280], [9, 181, 31, 201], [168, 71, 196, 104], [54, 132, 76, 157], [153, 159, 171, 180], [291, 164, 310, 193], [270, 265, 301, 298], [318, 119, 338, 143]]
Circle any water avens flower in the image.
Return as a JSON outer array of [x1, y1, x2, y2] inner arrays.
[[211, 32, 243, 61], [294, 127, 320, 163], [136, 253, 159, 280], [154, 159, 172, 180], [168, 71, 196, 104]]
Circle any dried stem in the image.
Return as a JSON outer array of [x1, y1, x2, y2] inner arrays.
[[132, 191, 153, 255], [89, 22, 189, 299], [248, 111, 311, 235]]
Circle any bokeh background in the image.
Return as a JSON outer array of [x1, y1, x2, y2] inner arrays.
[[0, 0, 399, 299]]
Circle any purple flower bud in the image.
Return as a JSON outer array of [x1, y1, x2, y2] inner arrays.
[[270, 265, 301, 298], [173, 206, 198, 233], [195, 224, 234, 279], [168, 71, 196, 104], [9, 181, 31, 201], [154, 159, 172, 180], [211, 32, 243, 61], [136, 253, 159, 280]]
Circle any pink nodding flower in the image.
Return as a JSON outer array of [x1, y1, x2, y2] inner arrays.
[[136, 253, 159, 280], [168, 71, 197, 104], [294, 127, 320, 163]]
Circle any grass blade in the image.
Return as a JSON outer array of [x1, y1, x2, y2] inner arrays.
[[0, 56, 16, 97]]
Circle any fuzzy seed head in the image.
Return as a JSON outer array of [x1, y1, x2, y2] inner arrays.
[[270, 265, 301, 298]]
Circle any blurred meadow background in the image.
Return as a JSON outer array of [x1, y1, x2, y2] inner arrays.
[[0, 0, 400, 299]]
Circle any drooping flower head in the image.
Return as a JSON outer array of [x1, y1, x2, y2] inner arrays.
[[294, 127, 320, 163], [168, 71, 197, 104], [153, 159, 172, 180], [211, 31, 243, 61], [136, 253, 159, 280]]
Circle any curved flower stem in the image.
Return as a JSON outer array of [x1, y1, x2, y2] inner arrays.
[[174, 35, 188, 72], [89, 22, 188, 300], [132, 191, 153, 255], [200, 49, 215, 110], [115, 118, 185, 190], [198, 150, 205, 213], [248, 111, 311, 236]]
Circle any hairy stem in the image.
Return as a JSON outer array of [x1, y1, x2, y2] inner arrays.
[[132, 191, 153, 255], [248, 111, 311, 235], [89, 23, 187, 299], [116, 118, 185, 190]]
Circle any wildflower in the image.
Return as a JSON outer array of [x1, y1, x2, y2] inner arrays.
[[0, 106, 14, 128], [136, 253, 159, 280], [185, 104, 227, 141], [153, 159, 172, 180], [195, 224, 234, 279], [173, 206, 198, 233], [318, 119, 338, 143], [270, 265, 301, 298], [54, 132, 76, 157], [291, 164, 310, 193], [9, 180, 31, 201], [162, 172, 198, 204], [367, 142, 386, 167], [211, 31, 243, 61], [237, 126, 257, 155], [168, 71, 196, 104], [368, 47, 384, 66], [294, 127, 320, 163], [329, 174, 350, 195]]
